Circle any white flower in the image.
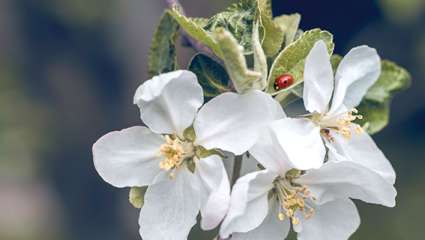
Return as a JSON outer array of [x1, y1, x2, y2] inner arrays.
[[271, 40, 395, 184], [219, 123, 397, 240], [92, 70, 285, 240]]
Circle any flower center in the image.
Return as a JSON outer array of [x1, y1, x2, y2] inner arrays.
[[159, 135, 195, 172], [273, 170, 315, 225], [313, 108, 363, 141]]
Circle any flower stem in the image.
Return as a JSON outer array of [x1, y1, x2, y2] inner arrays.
[[211, 156, 243, 240], [231, 155, 243, 186]]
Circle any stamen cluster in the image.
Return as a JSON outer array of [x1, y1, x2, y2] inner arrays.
[[273, 170, 315, 225], [159, 135, 194, 171], [334, 109, 363, 138], [314, 108, 364, 141]]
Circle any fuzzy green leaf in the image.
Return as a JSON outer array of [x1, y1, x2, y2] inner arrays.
[[252, 20, 268, 90], [274, 13, 302, 47], [168, 8, 223, 58], [147, 11, 179, 78], [294, 29, 304, 41], [257, 0, 286, 57], [267, 29, 334, 96], [363, 60, 411, 103], [188, 54, 231, 98], [191, 17, 209, 27], [357, 60, 411, 134], [357, 100, 390, 135], [257, 0, 272, 15], [204, 0, 257, 54], [213, 28, 262, 93]]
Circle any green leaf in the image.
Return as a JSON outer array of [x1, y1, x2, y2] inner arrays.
[[191, 17, 209, 27], [363, 60, 411, 103], [188, 54, 231, 98], [357, 60, 411, 134], [257, 0, 272, 15], [274, 13, 302, 47], [267, 29, 334, 96], [252, 20, 268, 90], [168, 8, 223, 58], [274, 82, 304, 107], [204, 0, 257, 54], [357, 100, 390, 135], [213, 28, 262, 93], [129, 187, 147, 209], [257, 0, 286, 57], [293, 29, 304, 41], [147, 11, 179, 78]]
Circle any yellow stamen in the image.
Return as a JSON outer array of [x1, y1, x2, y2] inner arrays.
[[278, 212, 285, 221], [159, 135, 194, 172], [317, 108, 364, 140], [274, 172, 316, 224], [292, 217, 300, 225]]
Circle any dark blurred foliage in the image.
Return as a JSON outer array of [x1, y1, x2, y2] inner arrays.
[[0, 0, 423, 239]]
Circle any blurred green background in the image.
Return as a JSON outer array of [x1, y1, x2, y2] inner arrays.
[[0, 0, 424, 239]]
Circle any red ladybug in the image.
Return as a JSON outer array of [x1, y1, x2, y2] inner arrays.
[[274, 74, 294, 90]]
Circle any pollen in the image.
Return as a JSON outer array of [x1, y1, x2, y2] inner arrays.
[[159, 135, 193, 172], [334, 109, 363, 139], [317, 108, 364, 140], [278, 212, 285, 221], [274, 171, 316, 225]]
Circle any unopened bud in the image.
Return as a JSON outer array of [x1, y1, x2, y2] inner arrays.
[[129, 187, 146, 209]]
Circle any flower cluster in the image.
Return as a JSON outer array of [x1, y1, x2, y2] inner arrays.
[[92, 40, 397, 240]]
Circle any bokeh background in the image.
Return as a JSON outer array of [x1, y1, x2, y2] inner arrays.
[[0, 0, 424, 239]]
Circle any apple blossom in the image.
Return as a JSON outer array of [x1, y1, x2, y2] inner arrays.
[[271, 40, 395, 184], [220, 121, 396, 240], [92, 70, 284, 240]]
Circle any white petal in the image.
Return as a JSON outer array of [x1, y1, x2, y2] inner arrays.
[[297, 159, 397, 207], [330, 46, 381, 114], [194, 90, 285, 154], [231, 200, 290, 240], [297, 200, 360, 240], [220, 170, 277, 238], [194, 90, 285, 155], [134, 70, 204, 136], [249, 125, 293, 174], [303, 40, 334, 114], [269, 118, 325, 170], [92, 126, 163, 188], [139, 169, 201, 240], [196, 155, 230, 230], [331, 129, 396, 184]]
